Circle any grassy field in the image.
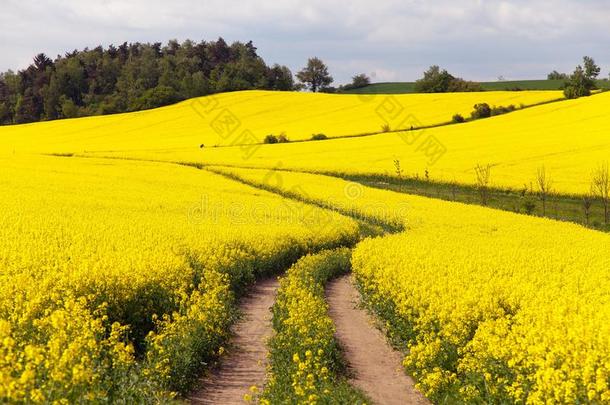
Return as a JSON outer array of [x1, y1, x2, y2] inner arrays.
[[345, 173, 610, 232], [344, 79, 610, 93]]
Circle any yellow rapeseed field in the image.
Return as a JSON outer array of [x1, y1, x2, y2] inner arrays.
[[2, 87, 608, 403], [214, 167, 610, 403], [0, 155, 358, 402], [89, 91, 610, 196], [0, 90, 561, 153]]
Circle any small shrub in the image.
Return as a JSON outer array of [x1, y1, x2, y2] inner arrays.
[[471, 103, 492, 120], [381, 123, 391, 132], [264, 134, 278, 144], [491, 104, 516, 116], [277, 133, 289, 143], [311, 133, 328, 141], [452, 114, 465, 123]]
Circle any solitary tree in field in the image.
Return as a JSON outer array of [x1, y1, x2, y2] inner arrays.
[[351, 73, 370, 88], [296, 57, 333, 92], [564, 56, 600, 99], [474, 164, 492, 206], [583, 56, 601, 81], [536, 166, 553, 216], [591, 162, 609, 224]]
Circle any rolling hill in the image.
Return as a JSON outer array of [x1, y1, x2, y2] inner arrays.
[[71, 91, 610, 196], [0, 90, 562, 154]]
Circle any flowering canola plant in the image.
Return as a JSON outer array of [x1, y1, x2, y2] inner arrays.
[[0, 90, 561, 154], [217, 167, 610, 403], [107, 91, 610, 196], [261, 249, 368, 404], [1, 85, 608, 403], [0, 155, 359, 402]]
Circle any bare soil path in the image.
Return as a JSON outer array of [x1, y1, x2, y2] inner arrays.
[[189, 278, 278, 404], [326, 275, 428, 405]]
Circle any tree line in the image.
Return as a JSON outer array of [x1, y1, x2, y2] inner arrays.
[[3, 38, 605, 126], [0, 38, 295, 125]]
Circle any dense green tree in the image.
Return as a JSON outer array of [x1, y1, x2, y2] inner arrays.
[[339, 73, 371, 91], [447, 77, 483, 92], [351, 73, 370, 88], [583, 56, 601, 80], [180, 71, 210, 99], [296, 57, 333, 92], [547, 70, 568, 80], [564, 56, 600, 99], [53, 57, 87, 105], [414, 65, 454, 92], [0, 80, 10, 123], [14, 89, 39, 123], [471, 103, 492, 119], [133, 85, 180, 110], [414, 65, 482, 93], [59, 96, 79, 118], [564, 65, 592, 99], [267, 64, 294, 91], [0, 71, 20, 124]]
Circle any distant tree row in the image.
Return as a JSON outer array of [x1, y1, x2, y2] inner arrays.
[[321, 65, 483, 94], [0, 38, 295, 125]]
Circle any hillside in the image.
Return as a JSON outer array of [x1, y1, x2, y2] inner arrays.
[[0, 90, 562, 153], [74, 91, 610, 196], [2, 87, 610, 403]]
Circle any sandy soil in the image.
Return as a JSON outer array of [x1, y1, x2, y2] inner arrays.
[[326, 275, 429, 405], [189, 278, 278, 404]]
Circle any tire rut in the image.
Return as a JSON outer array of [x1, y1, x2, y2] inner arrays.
[[189, 278, 278, 404], [326, 275, 428, 405]]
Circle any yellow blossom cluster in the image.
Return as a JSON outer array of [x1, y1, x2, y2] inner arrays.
[[217, 167, 610, 403], [0, 90, 560, 153], [0, 155, 359, 401], [348, 201, 610, 402], [96, 91, 610, 196], [261, 249, 368, 404]]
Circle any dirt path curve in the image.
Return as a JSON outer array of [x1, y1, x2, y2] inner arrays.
[[326, 275, 428, 405], [189, 278, 278, 404]]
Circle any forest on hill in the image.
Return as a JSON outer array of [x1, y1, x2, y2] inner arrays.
[[0, 38, 294, 125]]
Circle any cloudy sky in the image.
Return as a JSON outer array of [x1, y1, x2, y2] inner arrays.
[[1, 0, 609, 84]]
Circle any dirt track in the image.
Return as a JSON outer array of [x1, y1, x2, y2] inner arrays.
[[326, 275, 428, 405], [189, 278, 278, 404]]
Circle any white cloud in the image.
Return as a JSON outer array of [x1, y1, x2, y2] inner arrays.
[[1, 0, 609, 82]]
